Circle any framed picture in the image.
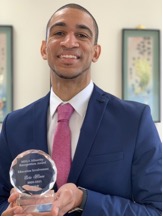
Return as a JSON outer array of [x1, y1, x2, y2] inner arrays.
[[122, 29, 160, 122], [0, 26, 13, 123]]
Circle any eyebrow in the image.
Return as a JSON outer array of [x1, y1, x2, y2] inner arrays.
[[76, 24, 93, 37], [48, 22, 93, 37]]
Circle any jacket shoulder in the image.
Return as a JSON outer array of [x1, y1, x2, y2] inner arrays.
[[3, 93, 50, 123], [94, 85, 148, 112]]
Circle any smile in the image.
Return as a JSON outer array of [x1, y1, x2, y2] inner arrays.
[[59, 55, 79, 59]]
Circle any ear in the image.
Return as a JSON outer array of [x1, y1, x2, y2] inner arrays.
[[92, 44, 101, 62], [40, 40, 47, 60]]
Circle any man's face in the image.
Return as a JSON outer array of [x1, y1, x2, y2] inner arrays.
[[41, 8, 100, 80]]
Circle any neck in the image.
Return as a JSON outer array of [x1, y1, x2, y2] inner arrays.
[[51, 75, 91, 101]]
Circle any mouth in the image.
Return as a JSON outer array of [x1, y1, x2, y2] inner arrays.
[[58, 54, 80, 59], [57, 54, 80, 65]]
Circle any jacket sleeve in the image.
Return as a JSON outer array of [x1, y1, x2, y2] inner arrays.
[[0, 115, 12, 215], [82, 106, 162, 216]]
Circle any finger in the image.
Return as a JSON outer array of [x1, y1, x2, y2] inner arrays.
[[2, 206, 23, 216], [8, 192, 20, 204], [10, 187, 18, 194], [52, 196, 72, 216], [14, 213, 33, 216], [29, 211, 57, 216], [51, 206, 60, 216]]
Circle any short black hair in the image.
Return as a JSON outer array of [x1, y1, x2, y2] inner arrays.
[[46, 3, 99, 44]]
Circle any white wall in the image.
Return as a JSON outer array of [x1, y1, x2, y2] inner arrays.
[[0, 0, 162, 136]]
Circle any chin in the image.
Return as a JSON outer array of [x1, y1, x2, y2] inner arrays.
[[59, 74, 80, 80]]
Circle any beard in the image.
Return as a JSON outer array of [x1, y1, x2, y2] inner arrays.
[[49, 63, 91, 80]]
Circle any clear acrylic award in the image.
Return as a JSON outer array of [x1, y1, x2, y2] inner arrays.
[[9, 149, 57, 213]]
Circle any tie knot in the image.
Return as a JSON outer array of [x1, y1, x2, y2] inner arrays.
[[57, 103, 74, 122]]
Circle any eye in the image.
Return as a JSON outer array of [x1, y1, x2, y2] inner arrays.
[[76, 33, 89, 39], [54, 31, 65, 36], [49, 31, 65, 38]]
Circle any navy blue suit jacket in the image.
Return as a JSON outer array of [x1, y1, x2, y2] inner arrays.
[[0, 85, 161, 215]]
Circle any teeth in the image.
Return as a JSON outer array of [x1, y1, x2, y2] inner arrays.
[[60, 55, 77, 59]]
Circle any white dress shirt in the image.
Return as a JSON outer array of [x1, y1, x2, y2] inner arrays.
[[47, 81, 94, 159]]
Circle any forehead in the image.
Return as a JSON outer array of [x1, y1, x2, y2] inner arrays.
[[48, 8, 95, 33]]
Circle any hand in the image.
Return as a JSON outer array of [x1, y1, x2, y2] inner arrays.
[[51, 183, 83, 216], [2, 183, 83, 216], [29, 183, 83, 216], [1, 188, 25, 216]]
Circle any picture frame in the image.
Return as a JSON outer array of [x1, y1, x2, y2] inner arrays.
[[122, 29, 160, 122], [0, 26, 13, 123]]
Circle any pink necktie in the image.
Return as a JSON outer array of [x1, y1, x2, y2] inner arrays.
[[52, 103, 74, 188]]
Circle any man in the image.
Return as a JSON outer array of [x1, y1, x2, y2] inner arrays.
[[0, 3, 161, 216]]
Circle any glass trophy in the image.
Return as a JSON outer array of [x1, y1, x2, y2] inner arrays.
[[9, 149, 57, 213]]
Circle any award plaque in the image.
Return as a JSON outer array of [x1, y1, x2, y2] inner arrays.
[[9, 149, 57, 213]]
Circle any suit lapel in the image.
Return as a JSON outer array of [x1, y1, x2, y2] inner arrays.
[[30, 88, 110, 185], [32, 93, 50, 153], [68, 85, 110, 183]]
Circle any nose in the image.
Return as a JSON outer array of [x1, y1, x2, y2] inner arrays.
[[60, 33, 79, 48]]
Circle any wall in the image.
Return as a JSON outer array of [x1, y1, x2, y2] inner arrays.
[[0, 0, 162, 136]]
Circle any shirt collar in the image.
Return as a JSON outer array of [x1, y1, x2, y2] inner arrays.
[[50, 81, 94, 118]]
